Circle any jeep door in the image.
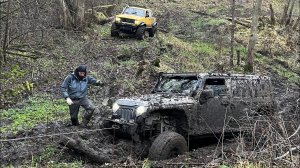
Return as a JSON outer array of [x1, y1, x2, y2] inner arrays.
[[228, 78, 254, 131], [195, 78, 230, 135]]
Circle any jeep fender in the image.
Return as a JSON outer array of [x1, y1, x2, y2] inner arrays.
[[139, 22, 146, 27]]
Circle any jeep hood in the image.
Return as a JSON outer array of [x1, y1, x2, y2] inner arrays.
[[115, 94, 195, 108], [116, 14, 144, 20]]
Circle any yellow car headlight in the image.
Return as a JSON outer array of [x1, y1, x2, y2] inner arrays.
[[136, 106, 147, 116], [112, 103, 120, 112], [115, 17, 121, 23], [134, 20, 140, 26]]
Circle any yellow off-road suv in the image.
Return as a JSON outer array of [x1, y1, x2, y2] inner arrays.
[[111, 6, 157, 40]]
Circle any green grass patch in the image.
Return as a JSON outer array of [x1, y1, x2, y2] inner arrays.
[[192, 18, 227, 29], [93, 24, 111, 37], [272, 65, 300, 83], [158, 33, 218, 72], [0, 95, 69, 134]]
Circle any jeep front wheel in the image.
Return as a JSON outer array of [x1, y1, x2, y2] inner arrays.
[[148, 131, 187, 160], [111, 23, 119, 37], [136, 26, 145, 40], [149, 27, 157, 37]]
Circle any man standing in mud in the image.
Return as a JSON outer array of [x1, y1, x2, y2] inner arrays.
[[60, 65, 103, 127]]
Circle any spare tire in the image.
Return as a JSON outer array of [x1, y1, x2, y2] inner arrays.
[[148, 131, 187, 160]]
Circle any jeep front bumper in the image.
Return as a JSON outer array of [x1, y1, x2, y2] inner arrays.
[[103, 119, 138, 135], [114, 23, 138, 33]]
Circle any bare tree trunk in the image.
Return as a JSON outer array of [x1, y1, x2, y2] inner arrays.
[[293, 16, 300, 30], [74, 0, 85, 29], [55, 0, 86, 30], [230, 0, 236, 67], [285, 0, 296, 26], [297, 32, 300, 63], [54, 0, 72, 28], [2, 0, 11, 64], [281, 0, 291, 25], [245, 0, 262, 73], [237, 50, 241, 66], [0, 1, 2, 65], [269, 4, 276, 26]]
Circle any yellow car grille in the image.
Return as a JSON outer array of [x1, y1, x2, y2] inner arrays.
[[121, 18, 135, 24]]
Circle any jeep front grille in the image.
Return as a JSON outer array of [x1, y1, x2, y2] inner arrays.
[[121, 18, 135, 24], [115, 107, 136, 121]]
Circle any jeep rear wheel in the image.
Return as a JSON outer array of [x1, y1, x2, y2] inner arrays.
[[111, 23, 119, 37], [148, 131, 187, 160], [136, 26, 145, 40]]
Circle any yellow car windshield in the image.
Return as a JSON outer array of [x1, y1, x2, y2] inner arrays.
[[123, 8, 145, 17]]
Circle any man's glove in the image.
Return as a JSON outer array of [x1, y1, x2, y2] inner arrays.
[[66, 97, 73, 105], [96, 80, 105, 87]]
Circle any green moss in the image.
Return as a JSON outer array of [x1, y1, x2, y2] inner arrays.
[[192, 18, 227, 29]]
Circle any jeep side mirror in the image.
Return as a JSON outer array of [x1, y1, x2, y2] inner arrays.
[[199, 89, 214, 104]]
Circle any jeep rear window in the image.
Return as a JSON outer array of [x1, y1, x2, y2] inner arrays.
[[204, 78, 227, 96], [155, 76, 199, 94], [123, 8, 145, 17]]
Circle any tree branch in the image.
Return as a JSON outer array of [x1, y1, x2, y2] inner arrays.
[[274, 146, 300, 160], [288, 125, 300, 139]]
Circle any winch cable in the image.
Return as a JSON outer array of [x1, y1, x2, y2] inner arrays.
[[0, 126, 120, 142]]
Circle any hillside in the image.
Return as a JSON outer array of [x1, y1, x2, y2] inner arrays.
[[0, 0, 299, 167]]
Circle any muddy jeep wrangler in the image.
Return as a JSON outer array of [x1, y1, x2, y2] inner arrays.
[[111, 6, 157, 40], [103, 73, 274, 160]]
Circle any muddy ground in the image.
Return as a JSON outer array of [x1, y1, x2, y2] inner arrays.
[[0, 109, 247, 167], [1, 85, 299, 167]]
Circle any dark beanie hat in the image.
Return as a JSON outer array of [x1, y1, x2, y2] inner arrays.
[[74, 65, 87, 78]]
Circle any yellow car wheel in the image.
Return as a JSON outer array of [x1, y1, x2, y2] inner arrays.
[[136, 26, 146, 40]]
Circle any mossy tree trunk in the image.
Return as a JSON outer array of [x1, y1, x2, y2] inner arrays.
[[269, 4, 276, 26], [245, 0, 262, 73]]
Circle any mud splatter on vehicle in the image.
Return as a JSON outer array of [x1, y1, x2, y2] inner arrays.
[[103, 72, 275, 160]]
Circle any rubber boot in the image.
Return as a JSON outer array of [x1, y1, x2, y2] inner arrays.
[[71, 118, 79, 126], [82, 110, 94, 127]]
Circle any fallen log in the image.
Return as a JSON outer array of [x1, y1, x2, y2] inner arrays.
[[59, 135, 110, 164]]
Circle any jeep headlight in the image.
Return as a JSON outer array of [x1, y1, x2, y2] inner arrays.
[[136, 106, 147, 116], [115, 17, 121, 23], [112, 103, 120, 112], [134, 20, 140, 26]]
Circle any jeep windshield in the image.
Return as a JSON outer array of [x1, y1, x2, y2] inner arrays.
[[155, 76, 200, 94], [122, 7, 145, 17]]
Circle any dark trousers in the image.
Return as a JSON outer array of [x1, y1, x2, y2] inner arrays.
[[69, 97, 95, 126]]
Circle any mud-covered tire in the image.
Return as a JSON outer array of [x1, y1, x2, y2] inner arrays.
[[149, 27, 157, 37], [111, 23, 119, 37], [136, 26, 145, 40], [148, 131, 187, 160]]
